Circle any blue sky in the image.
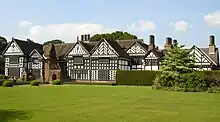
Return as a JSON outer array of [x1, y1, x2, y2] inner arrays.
[[0, 0, 220, 48]]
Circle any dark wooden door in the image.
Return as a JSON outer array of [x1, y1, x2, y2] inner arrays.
[[32, 69, 41, 80], [98, 70, 109, 81], [9, 68, 20, 78]]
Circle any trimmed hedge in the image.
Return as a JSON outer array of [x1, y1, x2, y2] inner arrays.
[[3, 81, 13, 87], [30, 80, 41, 86], [116, 70, 160, 86], [52, 80, 63, 85]]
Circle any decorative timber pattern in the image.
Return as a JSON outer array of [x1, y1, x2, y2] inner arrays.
[[127, 43, 146, 55], [92, 42, 117, 57], [68, 43, 87, 56], [190, 47, 212, 70], [4, 42, 23, 55]]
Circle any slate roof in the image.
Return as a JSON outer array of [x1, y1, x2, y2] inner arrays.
[[200, 48, 219, 65], [80, 41, 98, 52], [116, 39, 146, 51], [106, 39, 130, 58], [43, 43, 74, 59], [13, 38, 43, 56]]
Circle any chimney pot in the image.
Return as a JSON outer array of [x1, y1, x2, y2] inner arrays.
[[81, 35, 84, 41], [210, 35, 215, 45], [209, 35, 216, 54], [149, 35, 155, 49]]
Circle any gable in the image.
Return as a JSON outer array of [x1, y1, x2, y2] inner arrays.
[[146, 52, 158, 59], [4, 41, 23, 55], [92, 41, 117, 57], [190, 47, 212, 65], [126, 43, 146, 55], [30, 49, 42, 59], [68, 43, 88, 56]]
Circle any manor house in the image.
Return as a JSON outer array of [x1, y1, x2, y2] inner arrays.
[[1, 35, 219, 82]]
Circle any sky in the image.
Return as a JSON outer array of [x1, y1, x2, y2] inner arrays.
[[0, 0, 220, 48]]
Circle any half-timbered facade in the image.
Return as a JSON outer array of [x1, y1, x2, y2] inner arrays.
[[190, 35, 219, 70], [2, 38, 43, 79], [2, 34, 219, 82]]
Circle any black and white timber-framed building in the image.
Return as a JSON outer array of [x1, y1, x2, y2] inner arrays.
[[2, 38, 43, 79], [1, 34, 219, 82]]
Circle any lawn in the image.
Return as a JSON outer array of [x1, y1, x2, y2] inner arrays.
[[0, 85, 220, 122]]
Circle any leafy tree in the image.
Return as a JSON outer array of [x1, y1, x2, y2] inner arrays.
[[43, 39, 64, 45], [0, 37, 7, 54], [90, 31, 137, 41], [160, 42, 195, 74], [153, 42, 207, 92]]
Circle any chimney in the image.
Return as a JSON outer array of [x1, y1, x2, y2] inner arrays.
[[81, 35, 84, 41], [149, 35, 155, 50], [209, 35, 216, 54], [87, 34, 90, 40], [164, 37, 172, 50], [77, 36, 79, 41]]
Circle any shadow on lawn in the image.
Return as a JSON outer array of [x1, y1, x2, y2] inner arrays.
[[0, 109, 31, 122]]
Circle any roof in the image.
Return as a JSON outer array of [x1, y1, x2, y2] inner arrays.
[[106, 39, 130, 58], [116, 39, 145, 51], [200, 48, 219, 65], [13, 38, 43, 56], [80, 41, 98, 52], [43, 43, 74, 59]]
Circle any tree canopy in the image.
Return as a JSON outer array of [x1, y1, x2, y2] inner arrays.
[[0, 37, 8, 54], [43, 39, 65, 45], [90, 31, 138, 41], [152, 42, 207, 92], [160, 42, 195, 74]]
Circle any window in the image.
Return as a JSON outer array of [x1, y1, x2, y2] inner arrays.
[[9, 56, 19, 63], [73, 57, 83, 64], [99, 58, 109, 63], [133, 58, 142, 65], [33, 59, 39, 64]]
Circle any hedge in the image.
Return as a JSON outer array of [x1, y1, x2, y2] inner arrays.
[[116, 70, 160, 86]]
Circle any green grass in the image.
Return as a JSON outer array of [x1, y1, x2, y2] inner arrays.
[[0, 85, 220, 122]]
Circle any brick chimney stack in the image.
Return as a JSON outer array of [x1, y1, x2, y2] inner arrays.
[[164, 37, 173, 50], [209, 35, 216, 54], [149, 35, 155, 50]]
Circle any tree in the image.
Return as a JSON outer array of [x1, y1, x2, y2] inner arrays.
[[153, 42, 207, 92], [160, 42, 195, 74], [0, 37, 7, 54], [43, 39, 64, 45], [90, 31, 137, 41]]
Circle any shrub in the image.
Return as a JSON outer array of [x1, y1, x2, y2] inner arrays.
[[30, 80, 41, 86], [52, 80, 62, 85], [116, 70, 160, 86], [3, 81, 13, 87], [153, 71, 207, 92]]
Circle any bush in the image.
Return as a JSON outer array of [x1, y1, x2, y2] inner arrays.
[[153, 71, 207, 92], [116, 70, 160, 86], [30, 80, 41, 86], [3, 81, 13, 87], [52, 80, 62, 85]]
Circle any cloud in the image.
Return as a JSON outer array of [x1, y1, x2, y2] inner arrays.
[[204, 11, 220, 26], [171, 21, 191, 31], [19, 21, 32, 28], [127, 20, 156, 32], [26, 23, 117, 43]]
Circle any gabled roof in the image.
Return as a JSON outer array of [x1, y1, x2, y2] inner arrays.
[[90, 38, 129, 58], [191, 45, 218, 65], [2, 38, 43, 56], [29, 49, 43, 59], [116, 39, 146, 51], [80, 41, 98, 52], [146, 49, 164, 59], [43, 43, 74, 59]]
